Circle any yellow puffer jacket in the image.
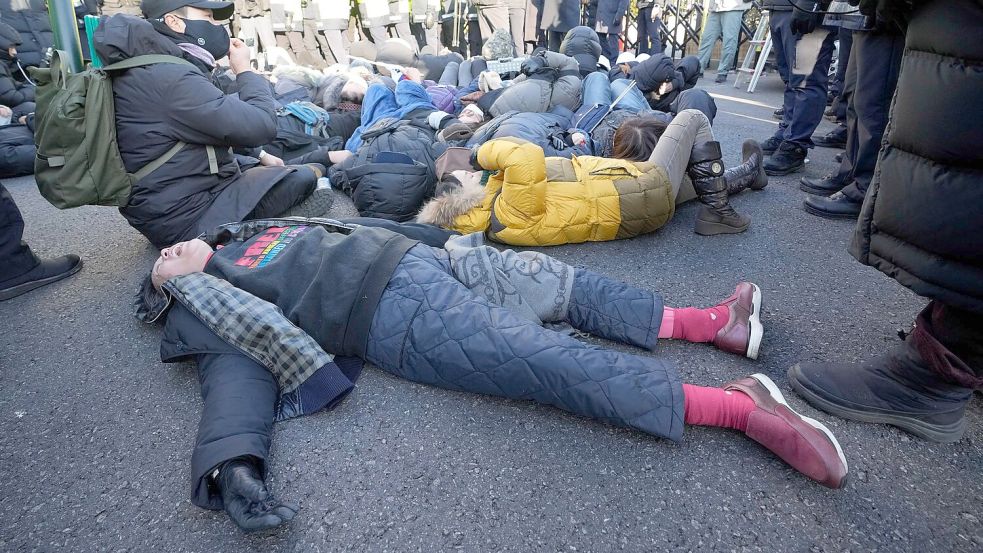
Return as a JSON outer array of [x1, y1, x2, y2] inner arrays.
[[451, 139, 676, 247]]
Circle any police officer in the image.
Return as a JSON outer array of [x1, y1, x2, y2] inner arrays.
[[357, 0, 391, 43], [411, 0, 441, 51]]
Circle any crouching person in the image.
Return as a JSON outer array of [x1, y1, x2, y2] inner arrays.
[[92, 1, 325, 248], [137, 218, 849, 533]]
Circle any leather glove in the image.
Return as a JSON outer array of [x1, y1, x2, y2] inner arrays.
[[520, 54, 547, 76], [791, 2, 822, 35], [216, 457, 298, 533]]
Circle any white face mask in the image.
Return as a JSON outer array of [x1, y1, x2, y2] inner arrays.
[[0, 113, 11, 126]]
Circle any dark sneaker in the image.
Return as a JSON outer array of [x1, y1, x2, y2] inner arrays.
[[725, 373, 849, 489], [803, 191, 862, 219], [799, 174, 846, 196], [763, 142, 807, 176], [834, 152, 843, 163], [788, 344, 972, 443], [714, 72, 728, 83], [813, 127, 847, 149], [0, 255, 82, 301], [772, 107, 784, 120], [711, 282, 763, 359], [758, 136, 783, 155]]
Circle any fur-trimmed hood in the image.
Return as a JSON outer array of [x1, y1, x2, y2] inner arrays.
[[416, 178, 486, 229]]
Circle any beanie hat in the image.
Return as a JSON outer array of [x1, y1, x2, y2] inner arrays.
[[317, 73, 348, 111]]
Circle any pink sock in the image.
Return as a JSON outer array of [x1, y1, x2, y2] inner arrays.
[[658, 306, 729, 342], [682, 384, 755, 432]]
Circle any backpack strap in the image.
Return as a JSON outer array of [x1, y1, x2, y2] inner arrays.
[[102, 54, 196, 72], [132, 142, 219, 180]]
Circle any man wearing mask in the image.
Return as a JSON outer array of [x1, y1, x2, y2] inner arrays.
[[90, 1, 324, 248]]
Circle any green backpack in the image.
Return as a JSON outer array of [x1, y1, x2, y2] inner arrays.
[[32, 51, 195, 209]]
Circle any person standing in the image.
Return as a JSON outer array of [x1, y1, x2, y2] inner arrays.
[[472, 0, 511, 46], [411, 0, 442, 51], [506, 0, 526, 55], [695, 0, 751, 83], [757, 0, 837, 176], [635, 1, 663, 55], [789, 0, 983, 444], [318, 0, 351, 65], [539, 0, 580, 50], [231, 0, 279, 70], [586, 0, 629, 61]]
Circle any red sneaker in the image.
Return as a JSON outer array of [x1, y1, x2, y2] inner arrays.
[[725, 373, 849, 489], [712, 282, 763, 359]]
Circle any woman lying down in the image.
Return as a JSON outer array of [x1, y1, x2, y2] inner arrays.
[[137, 218, 847, 533]]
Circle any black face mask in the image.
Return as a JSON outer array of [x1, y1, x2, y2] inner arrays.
[[181, 18, 231, 60]]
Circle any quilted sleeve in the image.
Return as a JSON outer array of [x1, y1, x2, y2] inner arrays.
[[477, 139, 548, 226]]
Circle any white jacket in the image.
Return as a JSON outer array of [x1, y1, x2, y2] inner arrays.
[[707, 0, 752, 12]]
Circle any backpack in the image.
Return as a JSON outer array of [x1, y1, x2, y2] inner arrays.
[[31, 51, 196, 209]]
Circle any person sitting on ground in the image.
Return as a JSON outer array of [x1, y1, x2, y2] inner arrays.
[[138, 217, 848, 533], [484, 49, 582, 117], [458, 105, 594, 158], [610, 50, 704, 114], [0, 105, 35, 178], [90, 1, 327, 248], [417, 109, 766, 243], [0, 21, 35, 113]]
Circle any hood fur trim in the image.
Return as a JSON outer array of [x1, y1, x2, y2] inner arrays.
[[417, 179, 487, 228]]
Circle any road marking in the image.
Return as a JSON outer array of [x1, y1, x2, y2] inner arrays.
[[719, 111, 780, 125], [709, 92, 780, 110]]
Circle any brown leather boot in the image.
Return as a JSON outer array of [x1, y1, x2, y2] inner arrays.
[[711, 282, 763, 359]]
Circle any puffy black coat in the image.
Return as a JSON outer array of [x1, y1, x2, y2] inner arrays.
[[539, 0, 581, 33], [467, 107, 590, 158], [850, 0, 983, 314], [559, 25, 602, 76], [0, 21, 33, 108], [93, 15, 290, 248], [0, 0, 53, 68], [629, 53, 701, 112]]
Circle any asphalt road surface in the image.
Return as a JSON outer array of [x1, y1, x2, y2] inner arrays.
[[2, 76, 981, 553]]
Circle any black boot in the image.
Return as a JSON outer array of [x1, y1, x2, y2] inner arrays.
[[689, 141, 751, 236], [725, 140, 769, 195], [763, 141, 807, 176], [0, 255, 82, 301], [216, 457, 298, 533], [788, 343, 973, 443]]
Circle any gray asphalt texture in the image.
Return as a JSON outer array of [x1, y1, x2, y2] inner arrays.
[[1, 76, 981, 553]]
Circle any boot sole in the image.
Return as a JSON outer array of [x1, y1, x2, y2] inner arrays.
[[694, 218, 750, 236], [0, 259, 83, 301], [802, 201, 860, 220], [746, 284, 763, 360], [763, 162, 804, 176], [750, 373, 849, 486], [798, 182, 844, 196], [787, 364, 967, 443]]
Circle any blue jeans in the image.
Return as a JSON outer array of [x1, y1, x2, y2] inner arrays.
[[581, 72, 651, 112], [696, 10, 745, 74], [770, 10, 837, 148]]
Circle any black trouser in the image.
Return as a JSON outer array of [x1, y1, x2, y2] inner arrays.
[[835, 30, 905, 202], [911, 301, 983, 390], [830, 27, 853, 124], [0, 125, 36, 179], [246, 166, 318, 220], [547, 30, 564, 51], [0, 182, 39, 282]]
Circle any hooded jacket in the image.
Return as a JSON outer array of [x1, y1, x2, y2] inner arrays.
[[559, 25, 602, 77], [629, 53, 701, 112], [0, 21, 33, 108], [466, 107, 591, 158], [416, 138, 676, 247], [850, 0, 983, 314], [488, 51, 582, 117], [93, 15, 292, 248], [0, 0, 52, 68]]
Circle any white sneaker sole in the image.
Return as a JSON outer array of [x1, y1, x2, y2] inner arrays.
[[746, 283, 763, 360], [749, 373, 849, 475]]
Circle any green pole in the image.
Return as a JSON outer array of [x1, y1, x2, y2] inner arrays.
[[47, 0, 84, 73]]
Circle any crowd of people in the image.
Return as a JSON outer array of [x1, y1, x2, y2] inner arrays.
[[0, 0, 979, 537]]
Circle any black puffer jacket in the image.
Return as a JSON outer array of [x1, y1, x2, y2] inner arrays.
[[0, 0, 53, 68], [559, 26, 602, 77], [850, 0, 983, 314], [629, 53, 701, 112], [0, 21, 33, 107], [93, 15, 291, 248]]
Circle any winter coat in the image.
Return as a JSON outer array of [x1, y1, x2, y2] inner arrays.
[[416, 138, 676, 247], [488, 51, 582, 117], [466, 108, 590, 158], [559, 25, 602, 76], [0, 22, 33, 108], [629, 53, 701, 112], [0, 0, 53, 68], [850, 0, 983, 314], [539, 0, 581, 33], [93, 15, 291, 248], [707, 0, 751, 12], [592, 0, 630, 34], [0, 121, 34, 178]]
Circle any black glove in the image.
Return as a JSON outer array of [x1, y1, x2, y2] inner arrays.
[[791, 2, 822, 35], [469, 145, 483, 170], [520, 54, 548, 76], [216, 457, 298, 533]]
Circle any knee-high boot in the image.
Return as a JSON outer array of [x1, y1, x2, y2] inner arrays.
[[689, 141, 751, 235]]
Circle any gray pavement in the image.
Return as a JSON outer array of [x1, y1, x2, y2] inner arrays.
[[1, 76, 981, 553]]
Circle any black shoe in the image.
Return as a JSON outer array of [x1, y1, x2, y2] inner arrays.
[[788, 344, 972, 443], [217, 457, 298, 533], [725, 140, 768, 195], [0, 255, 82, 301], [799, 174, 845, 196], [714, 72, 728, 83], [813, 127, 847, 149], [758, 136, 783, 155], [772, 107, 784, 120], [689, 141, 751, 235], [763, 142, 806, 176], [803, 191, 862, 219], [834, 152, 843, 163]]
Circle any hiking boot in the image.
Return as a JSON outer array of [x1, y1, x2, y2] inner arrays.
[[725, 373, 849, 489], [772, 107, 784, 120], [0, 255, 82, 301], [758, 136, 782, 155], [711, 282, 763, 359], [714, 72, 728, 84], [813, 126, 847, 149], [763, 142, 807, 176], [788, 343, 973, 443], [799, 174, 846, 196], [803, 191, 862, 219], [689, 141, 751, 236], [725, 140, 769, 195]]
